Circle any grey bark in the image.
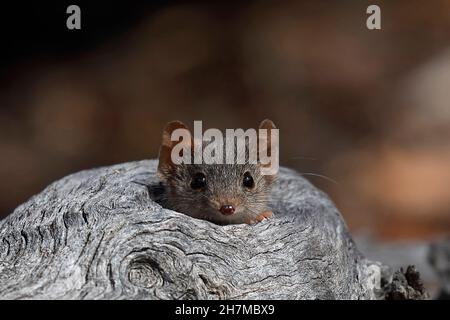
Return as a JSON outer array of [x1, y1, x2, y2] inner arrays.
[[0, 160, 386, 299]]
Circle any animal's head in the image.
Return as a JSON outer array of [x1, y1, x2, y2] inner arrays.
[[157, 120, 277, 224]]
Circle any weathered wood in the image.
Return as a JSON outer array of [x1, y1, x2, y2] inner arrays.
[[0, 160, 386, 299]]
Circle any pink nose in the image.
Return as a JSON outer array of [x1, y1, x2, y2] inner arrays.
[[219, 205, 235, 215]]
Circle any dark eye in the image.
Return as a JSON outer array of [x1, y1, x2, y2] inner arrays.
[[243, 172, 254, 189], [191, 172, 206, 190]]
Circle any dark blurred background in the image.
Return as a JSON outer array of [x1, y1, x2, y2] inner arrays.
[[1, 0, 449, 247]]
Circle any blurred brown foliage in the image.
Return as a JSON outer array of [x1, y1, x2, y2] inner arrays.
[[1, 0, 449, 240]]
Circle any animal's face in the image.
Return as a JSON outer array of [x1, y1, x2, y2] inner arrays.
[[157, 119, 277, 224], [161, 163, 274, 224]]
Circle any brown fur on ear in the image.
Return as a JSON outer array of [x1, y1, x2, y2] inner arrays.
[[158, 121, 191, 178], [258, 119, 278, 181], [258, 119, 277, 164], [259, 119, 276, 131]]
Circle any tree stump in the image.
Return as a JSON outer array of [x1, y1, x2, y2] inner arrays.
[[0, 160, 387, 299]]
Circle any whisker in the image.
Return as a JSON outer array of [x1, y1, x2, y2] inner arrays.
[[299, 172, 338, 185]]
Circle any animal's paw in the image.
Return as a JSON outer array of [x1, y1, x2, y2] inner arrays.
[[247, 210, 273, 224]]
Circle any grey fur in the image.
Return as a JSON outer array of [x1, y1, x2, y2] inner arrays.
[[157, 163, 274, 225], [0, 160, 384, 299], [158, 134, 275, 225]]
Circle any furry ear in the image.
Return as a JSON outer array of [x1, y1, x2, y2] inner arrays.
[[158, 121, 192, 178], [259, 119, 276, 131], [258, 119, 276, 164], [258, 119, 278, 178]]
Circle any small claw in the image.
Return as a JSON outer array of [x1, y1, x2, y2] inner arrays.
[[255, 210, 273, 222]]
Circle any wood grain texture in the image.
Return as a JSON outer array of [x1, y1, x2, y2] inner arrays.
[[0, 160, 385, 299]]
